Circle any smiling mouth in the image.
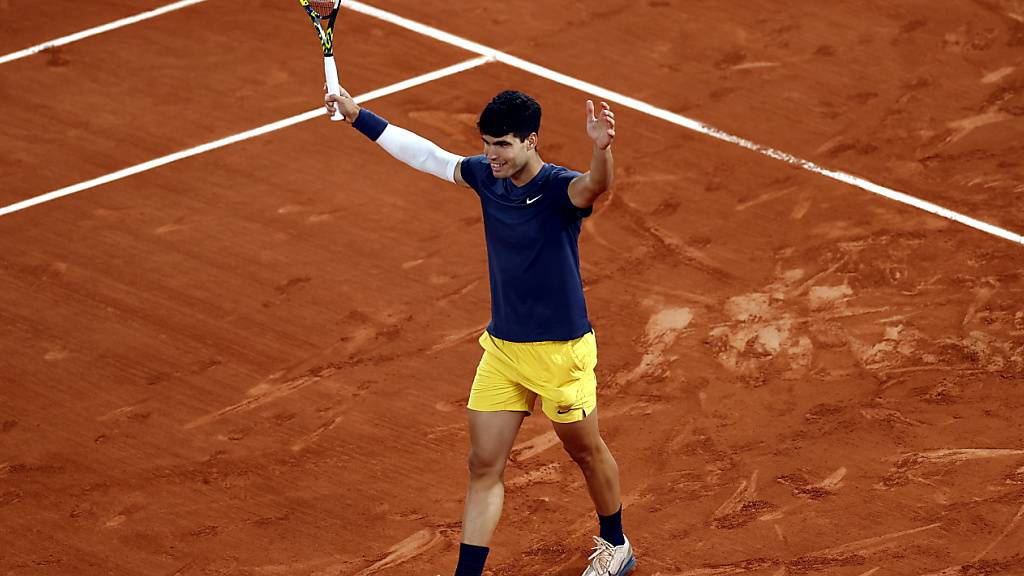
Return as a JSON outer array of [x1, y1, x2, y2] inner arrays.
[[490, 161, 505, 171]]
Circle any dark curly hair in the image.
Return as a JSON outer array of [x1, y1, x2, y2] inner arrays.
[[477, 90, 542, 141]]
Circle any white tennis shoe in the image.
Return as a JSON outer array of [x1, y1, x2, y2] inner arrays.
[[581, 535, 635, 576]]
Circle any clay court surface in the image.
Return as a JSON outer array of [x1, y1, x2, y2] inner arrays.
[[2, 1, 1024, 574]]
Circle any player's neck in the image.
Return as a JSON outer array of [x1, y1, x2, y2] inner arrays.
[[509, 154, 544, 187]]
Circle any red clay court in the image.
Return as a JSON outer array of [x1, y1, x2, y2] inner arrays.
[[1, 1, 1023, 574]]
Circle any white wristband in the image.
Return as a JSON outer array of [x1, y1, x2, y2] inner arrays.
[[376, 124, 462, 183]]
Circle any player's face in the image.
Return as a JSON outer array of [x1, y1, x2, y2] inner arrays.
[[481, 133, 537, 179]]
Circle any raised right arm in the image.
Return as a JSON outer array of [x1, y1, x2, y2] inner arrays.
[[326, 90, 470, 188]]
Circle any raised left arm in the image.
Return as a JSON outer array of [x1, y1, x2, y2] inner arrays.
[[568, 100, 616, 209]]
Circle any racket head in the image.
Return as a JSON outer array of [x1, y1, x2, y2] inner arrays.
[[299, 0, 341, 56], [307, 0, 340, 18]]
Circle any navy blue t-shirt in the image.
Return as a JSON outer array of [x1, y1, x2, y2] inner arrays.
[[460, 155, 593, 342]]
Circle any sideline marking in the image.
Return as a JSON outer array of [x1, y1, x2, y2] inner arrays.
[[2, 2, 1020, 245], [0, 56, 491, 217], [340, 1, 1024, 246], [0, 0, 210, 65]]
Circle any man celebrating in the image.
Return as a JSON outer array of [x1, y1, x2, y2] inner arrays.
[[325, 87, 633, 576]]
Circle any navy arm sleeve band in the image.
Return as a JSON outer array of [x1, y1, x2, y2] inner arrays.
[[352, 108, 388, 141]]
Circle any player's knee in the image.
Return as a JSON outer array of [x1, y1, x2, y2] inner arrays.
[[562, 440, 601, 470], [467, 449, 506, 480]]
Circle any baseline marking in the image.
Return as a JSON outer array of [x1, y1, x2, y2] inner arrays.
[[2, 1, 1020, 245], [340, 1, 1024, 246], [0, 56, 492, 217], [0, 0, 211, 65]]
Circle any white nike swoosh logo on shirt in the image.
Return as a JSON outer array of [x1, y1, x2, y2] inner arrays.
[[526, 195, 542, 204]]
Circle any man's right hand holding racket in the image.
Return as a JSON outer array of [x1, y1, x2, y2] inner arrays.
[[324, 89, 360, 125], [300, 0, 463, 185]]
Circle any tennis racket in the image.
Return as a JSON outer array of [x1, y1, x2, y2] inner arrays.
[[298, 0, 345, 121]]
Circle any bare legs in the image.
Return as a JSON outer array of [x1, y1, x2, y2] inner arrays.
[[461, 409, 526, 546], [552, 410, 622, 516], [459, 408, 621, 548]]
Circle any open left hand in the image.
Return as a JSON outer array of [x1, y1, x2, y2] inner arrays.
[[586, 100, 616, 150]]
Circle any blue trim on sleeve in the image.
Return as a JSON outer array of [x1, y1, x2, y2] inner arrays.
[[352, 108, 388, 141]]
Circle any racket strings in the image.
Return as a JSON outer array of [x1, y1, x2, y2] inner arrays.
[[308, 0, 337, 18]]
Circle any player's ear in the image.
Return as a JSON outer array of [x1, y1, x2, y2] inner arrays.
[[527, 133, 538, 150]]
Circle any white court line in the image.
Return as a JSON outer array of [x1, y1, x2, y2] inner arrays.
[[2, 2, 1020, 245], [0, 56, 492, 217], [340, 1, 1024, 246], [0, 0, 210, 65]]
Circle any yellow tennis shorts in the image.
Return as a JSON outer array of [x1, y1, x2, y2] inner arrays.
[[468, 330, 598, 423]]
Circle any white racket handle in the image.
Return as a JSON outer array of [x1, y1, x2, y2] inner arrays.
[[324, 56, 345, 122]]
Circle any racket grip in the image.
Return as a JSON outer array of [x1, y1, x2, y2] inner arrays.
[[323, 56, 345, 122]]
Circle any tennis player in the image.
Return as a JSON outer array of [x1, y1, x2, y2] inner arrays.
[[325, 87, 633, 576]]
